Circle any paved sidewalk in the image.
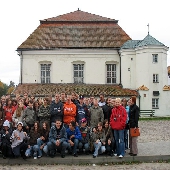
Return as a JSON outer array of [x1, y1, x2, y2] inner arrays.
[[0, 141, 169, 165], [0, 121, 170, 166], [138, 141, 170, 156]]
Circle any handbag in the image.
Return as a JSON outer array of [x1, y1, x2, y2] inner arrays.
[[130, 128, 140, 137]]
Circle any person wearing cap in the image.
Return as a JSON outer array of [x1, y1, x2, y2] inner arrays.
[[0, 120, 13, 159], [78, 118, 90, 154], [76, 95, 89, 126], [10, 122, 29, 159]]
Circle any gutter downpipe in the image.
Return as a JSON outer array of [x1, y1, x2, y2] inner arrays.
[[138, 91, 141, 111], [117, 48, 122, 87]]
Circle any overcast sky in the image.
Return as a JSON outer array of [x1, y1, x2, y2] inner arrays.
[[0, 0, 169, 85]]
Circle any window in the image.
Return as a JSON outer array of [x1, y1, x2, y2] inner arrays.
[[153, 74, 159, 83], [41, 64, 51, 83], [106, 64, 116, 84], [73, 64, 84, 83], [152, 98, 159, 109], [152, 54, 158, 63]]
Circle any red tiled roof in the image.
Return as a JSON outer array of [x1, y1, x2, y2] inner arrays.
[[41, 10, 117, 22], [12, 84, 138, 97], [17, 10, 131, 50]]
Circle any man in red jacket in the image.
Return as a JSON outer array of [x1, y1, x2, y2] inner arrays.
[[110, 98, 127, 158]]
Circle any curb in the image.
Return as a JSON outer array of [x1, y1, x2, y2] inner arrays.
[[0, 155, 170, 165]]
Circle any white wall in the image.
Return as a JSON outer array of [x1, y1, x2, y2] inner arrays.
[[121, 46, 169, 116], [21, 49, 120, 84], [121, 50, 136, 89]]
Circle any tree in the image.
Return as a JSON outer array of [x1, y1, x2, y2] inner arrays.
[[0, 81, 8, 97], [7, 86, 15, 94]]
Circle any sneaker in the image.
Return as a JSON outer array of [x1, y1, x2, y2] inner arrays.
[[119, 155, 123, 158], [73, 153, 78, 157], [2, 155, 6, 159], [93, 155, 96, 158], [25, 154, 29, 157], [61, 154, 65, 158], [114, 154, 117, 156], [34, 157, 37, 159], [38, 155, 42, 158]]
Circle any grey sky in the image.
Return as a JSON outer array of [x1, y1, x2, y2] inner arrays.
[[0, 0, 169, 85]]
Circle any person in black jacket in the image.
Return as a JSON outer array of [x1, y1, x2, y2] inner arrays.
[[0, 120, 13, 159], [50, 93, 63, 127], [102, 97, 112, 122], [76, 95, 89, 126], [129, 96, 139, 156], [47, 119, 68, 158], [78, 118, 90, 154]]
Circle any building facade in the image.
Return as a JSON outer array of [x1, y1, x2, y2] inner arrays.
[[16, 10, 169, 116]]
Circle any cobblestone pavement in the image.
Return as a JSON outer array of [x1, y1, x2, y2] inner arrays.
[[138, 120, 170, 142], [0, 163, 170, 170]]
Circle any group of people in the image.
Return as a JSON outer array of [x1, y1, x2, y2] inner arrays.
[[0, 92, 139, 159]]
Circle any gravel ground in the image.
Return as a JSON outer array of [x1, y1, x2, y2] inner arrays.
[[138, 120, 170, 142], [0, 163, 170, 170]]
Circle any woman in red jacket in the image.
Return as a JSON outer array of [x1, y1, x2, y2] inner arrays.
[[3, 98, 15, 126], [110, 98, 127, 158]]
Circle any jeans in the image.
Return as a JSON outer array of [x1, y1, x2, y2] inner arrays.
[[47, 141, 68, 155], [93, 142, 106, 156], [37, 138, 48, 156], [124, 129, 129, 150], [67, 138, 79, 154], [25, 145, 39, 157], [114, 129, 125, 156], [78, 142, 89, 152], [12, 142, 28, 157]]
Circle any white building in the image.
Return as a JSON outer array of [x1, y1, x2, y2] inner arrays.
[[15, 10, 169, 116]]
